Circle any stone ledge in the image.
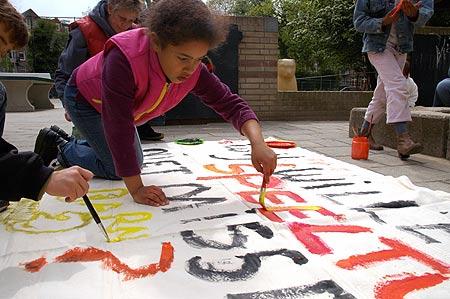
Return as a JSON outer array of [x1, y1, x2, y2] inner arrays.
[[260, 91, 373, 121], [349, 107, 450, 159]]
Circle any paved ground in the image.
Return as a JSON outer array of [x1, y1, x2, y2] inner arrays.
[[5, 99, 450, 192]]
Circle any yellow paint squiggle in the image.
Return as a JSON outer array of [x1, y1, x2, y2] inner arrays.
[[105, 212, 153, 242], [0, 199, 91, 234]]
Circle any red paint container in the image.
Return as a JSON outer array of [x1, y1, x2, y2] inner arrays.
[[351, 136, 369, 160]]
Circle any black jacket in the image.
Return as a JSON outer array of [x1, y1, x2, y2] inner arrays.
[[0, 138, 53, 201]]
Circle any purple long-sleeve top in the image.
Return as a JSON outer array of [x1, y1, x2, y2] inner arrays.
[[74, 47, 258, 177]]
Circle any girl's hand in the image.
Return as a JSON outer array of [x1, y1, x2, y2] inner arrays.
[[131, 185, 168, 206], [401, 0, 422, 19], [251, 142, 277, 184]]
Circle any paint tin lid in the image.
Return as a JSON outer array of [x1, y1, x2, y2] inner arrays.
[[175, 138, 204, 145], [266, 140, 296, 149]]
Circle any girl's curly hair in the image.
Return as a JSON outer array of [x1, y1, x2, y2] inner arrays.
[[143, 0, 227, 49]]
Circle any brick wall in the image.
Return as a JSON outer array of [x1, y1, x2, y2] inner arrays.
[[228, 16, 279, 119], [275, 91, 373, 121], [229, 16, 371, 121]]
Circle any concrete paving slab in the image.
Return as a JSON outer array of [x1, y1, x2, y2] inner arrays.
[[4, 101, 450, 193]]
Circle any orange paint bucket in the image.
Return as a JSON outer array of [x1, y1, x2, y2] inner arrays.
[[351, 136, 369, 160]]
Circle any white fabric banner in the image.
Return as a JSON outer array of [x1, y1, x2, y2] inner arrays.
[[1, 140, 449, 298]]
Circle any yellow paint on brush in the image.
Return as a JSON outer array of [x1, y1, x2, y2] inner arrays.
[[258, 186, 267, 207], [265, 205, 322, 212]]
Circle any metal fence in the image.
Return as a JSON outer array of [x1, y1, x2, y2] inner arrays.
[[296, 72, 375, 91]]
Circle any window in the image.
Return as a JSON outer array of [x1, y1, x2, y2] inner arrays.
[[18, 51, 26, 61]]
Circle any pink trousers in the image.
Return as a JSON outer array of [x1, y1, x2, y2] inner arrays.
[[365, 45, 410, 124]]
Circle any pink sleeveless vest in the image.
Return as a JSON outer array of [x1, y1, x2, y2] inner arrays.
[[75, 28, 201, 125]]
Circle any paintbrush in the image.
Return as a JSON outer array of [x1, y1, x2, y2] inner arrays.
[[82, 194, 110, 242], [259, 180, 267, 207]]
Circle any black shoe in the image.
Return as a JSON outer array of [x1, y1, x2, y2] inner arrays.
[[137, 124, 164, 141], [50, 125, 71, 141], [34, 128, 68, 166]]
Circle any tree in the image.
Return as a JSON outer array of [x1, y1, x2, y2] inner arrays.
[[276, 0, 364, 76], [0, 56, 13, 72], [207, 0, 273, 16], [27, 19, 68, 75], [207, 0, 363, 76]]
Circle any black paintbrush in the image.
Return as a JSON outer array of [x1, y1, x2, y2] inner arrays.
[[82, 194, 110, 242]]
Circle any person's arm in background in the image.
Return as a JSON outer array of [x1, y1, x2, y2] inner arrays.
[[191, 65, 277, 184], [353, 0, 385, 33], [54, 28, 89, 100], [353, 0, 402, 33], [401, 0, 433, 26], [0, 138, 93, 201]]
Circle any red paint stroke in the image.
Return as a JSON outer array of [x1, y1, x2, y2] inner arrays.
[[23, 242, 174, 281], [54, 242, 174, 280], [238, 190, 305, 205], [337, 237, 450, 274], [312, 207, 346, 222], [270, 208, 345, 222], [375, 272, 448, 299], [204, 164, 254, 175], [258, 208, 284, 222], [198, 173, 283, 189], [288, 222, 371, 255], [239, 190, 345, 222], [199, 164, 293, 188], [289, 210, 308, 219], [22, 256, 48, 273], [205, 164, 295, 175]]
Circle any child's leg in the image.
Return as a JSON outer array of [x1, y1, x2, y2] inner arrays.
[[0, 82, 6, 137], [60, 85, 143, 179], [368, 47, 410, 124], [360, 74, 387, 150], [367, 47, 421, 158], [363, 75, 388, 129], [369, 46, 422, 159]]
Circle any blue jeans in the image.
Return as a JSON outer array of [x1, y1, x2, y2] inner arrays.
[[60, 84, 143, 179], [0, 82, 6, 137], [433, 78, 450, 107]]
